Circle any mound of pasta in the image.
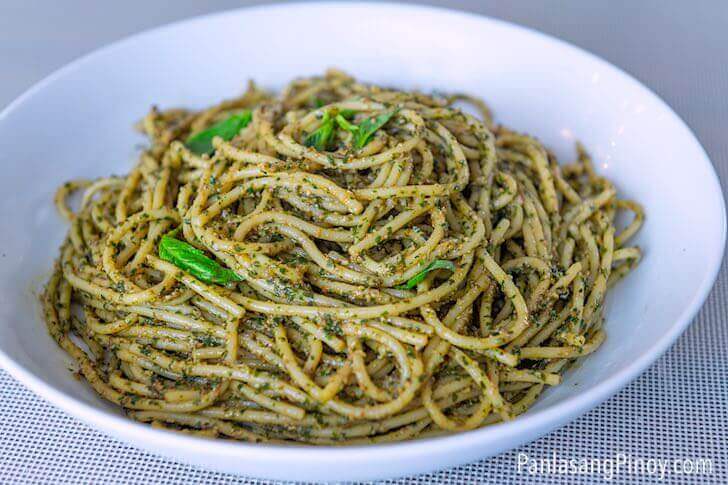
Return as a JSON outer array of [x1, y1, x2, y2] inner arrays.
[[44, 70, 643, 444]]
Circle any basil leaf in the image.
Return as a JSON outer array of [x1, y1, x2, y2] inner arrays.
[[353, 108, 399, 148], [158, 235, 241, 285], [304, 111, 335, 151], [335, 114, 359, 134], [396, 259, 456, 290], [186, 111, 252, 155]]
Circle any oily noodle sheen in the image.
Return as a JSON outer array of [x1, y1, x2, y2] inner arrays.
[[44, 70, 644, 444]]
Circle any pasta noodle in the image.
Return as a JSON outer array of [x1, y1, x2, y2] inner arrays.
[[43, 70, 643, 444]]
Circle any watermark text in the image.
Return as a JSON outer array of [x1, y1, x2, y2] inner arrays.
[[516, 452, 714, 480]]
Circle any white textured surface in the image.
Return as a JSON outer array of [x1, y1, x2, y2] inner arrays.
[[0, 1, 726, 483]]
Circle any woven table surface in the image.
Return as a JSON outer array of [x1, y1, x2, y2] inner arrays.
[[1, 1, 726, 483]]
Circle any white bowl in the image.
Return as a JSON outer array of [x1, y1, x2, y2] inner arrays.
[[0, 3, 724, 482]]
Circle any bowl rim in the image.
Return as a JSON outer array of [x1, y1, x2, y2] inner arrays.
[[0, 0, 725, 465]]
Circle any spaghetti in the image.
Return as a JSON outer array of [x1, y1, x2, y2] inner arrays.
[[43, 70, 643, 444]]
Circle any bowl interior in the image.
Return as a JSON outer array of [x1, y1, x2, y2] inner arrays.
[[0, 3, 724, 480]]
